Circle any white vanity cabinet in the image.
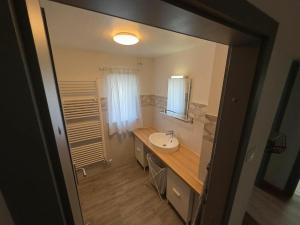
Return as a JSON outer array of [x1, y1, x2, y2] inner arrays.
[[167, 169, 194, 224], [134, 136, 148, 169]]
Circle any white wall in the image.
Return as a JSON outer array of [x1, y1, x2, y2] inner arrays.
[[229, 1, 300, 224], [152, 43, 227, 162], [52, 48, 154, 96], [153, 110, 205, 155], [153, 42, 216, 105], [196, 44, 228, 180], [207, 44, 228, 116], [52, 47, 154, 167], [152, 43, 216, 155], [52, 43, 228, 172]]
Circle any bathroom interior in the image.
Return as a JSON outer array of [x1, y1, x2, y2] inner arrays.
[[42, 1, 228, 225]]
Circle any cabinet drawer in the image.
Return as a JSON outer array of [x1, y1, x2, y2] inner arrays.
[[134, 137, 147, 168], [167, 169, 193, 223]]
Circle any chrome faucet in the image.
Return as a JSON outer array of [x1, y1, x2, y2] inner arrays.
[[165, 130, 175, 139]]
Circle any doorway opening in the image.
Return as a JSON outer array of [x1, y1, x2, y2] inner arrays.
[[42, 1, 228, 224], [6, 1, 278, 225], [245, 60, 300, 225]]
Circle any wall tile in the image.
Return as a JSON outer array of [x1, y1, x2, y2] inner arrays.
[[203, 114, 217, 143]]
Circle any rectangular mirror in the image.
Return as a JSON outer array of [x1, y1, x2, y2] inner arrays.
[[165, 76, 192, 122]]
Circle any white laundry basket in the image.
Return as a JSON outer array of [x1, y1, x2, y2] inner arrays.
[[146, 153, 167, 198]]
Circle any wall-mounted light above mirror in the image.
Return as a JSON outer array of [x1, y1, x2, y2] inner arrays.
[[161, 75, 193, 123]]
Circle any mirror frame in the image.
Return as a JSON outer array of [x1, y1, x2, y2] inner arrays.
[[164, 76, 193, 123]]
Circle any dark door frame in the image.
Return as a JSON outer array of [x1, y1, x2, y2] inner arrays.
[[1, 1, 70, 224], [256, 60, 300, 198], [285, 148, 300, 197], [3, 1, 277, 225]]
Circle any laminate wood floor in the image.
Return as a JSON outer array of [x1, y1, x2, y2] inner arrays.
[[77, 162, 184, 225], [246, 187, 300, 225]]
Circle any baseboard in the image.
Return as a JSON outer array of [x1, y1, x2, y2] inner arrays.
[[257, 180, 289, 200]]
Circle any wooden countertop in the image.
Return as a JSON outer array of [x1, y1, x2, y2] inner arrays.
[[132, 128, 204, 195]]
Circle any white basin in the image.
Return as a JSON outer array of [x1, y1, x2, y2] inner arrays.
[[149, 132, 179, 152]]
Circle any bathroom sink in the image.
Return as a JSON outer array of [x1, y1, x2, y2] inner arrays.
[[149, 132, 179, 152]]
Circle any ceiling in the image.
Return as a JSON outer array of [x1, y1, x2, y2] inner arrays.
[[42, 1, 215, 58]]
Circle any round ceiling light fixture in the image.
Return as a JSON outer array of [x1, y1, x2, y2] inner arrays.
[[113, 32, 139, 45]]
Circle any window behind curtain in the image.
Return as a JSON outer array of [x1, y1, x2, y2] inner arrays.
[[106, 70, 142, 135]]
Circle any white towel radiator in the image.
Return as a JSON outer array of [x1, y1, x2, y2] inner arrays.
[[58, 81, 106, 169]]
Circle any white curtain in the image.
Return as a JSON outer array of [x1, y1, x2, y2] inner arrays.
[[167, 78, 187, 115], [105, 69, 142, 135]]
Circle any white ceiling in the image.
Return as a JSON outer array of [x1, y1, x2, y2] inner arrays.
[[42, 1, 215, 58]]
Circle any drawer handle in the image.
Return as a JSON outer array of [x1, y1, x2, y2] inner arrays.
[[172, 188, 181, 198]]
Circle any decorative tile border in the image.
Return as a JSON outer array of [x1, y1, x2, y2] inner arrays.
[[148, 95, 208, 125], [101, 94, 217, 143], [140, 94, 155, 107], [203, 114, 217, 143], [101, 95, 158, 110], [153, 95, 167, 109], [101, 94, 217, 141], [188, 102, 207, 124]]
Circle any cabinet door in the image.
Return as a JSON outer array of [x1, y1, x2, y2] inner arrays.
[[135, 137, 147, 168], [167, 169, 193, 222]]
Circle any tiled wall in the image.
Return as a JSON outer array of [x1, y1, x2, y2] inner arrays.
[[101, 95, 217, 142], [203, 114, 217, 143], [199, 114, 217, 181], [144, 94, 218, 181], [101, 94, 218, 178], [140, 94, 217, 156], [101, 94, 217, 143], [140, 94, 208, 123]]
